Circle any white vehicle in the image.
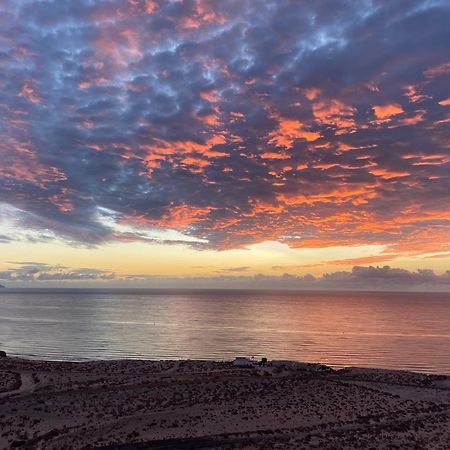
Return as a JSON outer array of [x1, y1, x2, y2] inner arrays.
[[232, 357, 254, 367]]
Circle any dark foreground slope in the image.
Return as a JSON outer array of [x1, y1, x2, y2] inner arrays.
[[1, 358, 449, 449]]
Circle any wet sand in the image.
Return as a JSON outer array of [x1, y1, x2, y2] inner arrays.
[[0, 358, 449, 449]]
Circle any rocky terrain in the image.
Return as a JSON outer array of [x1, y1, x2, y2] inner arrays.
[[0, 358, 449, 449]]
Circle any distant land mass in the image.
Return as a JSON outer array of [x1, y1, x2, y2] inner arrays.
[[0, 284, 5, 288]]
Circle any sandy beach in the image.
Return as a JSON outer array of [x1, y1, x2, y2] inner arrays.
[[0, 357, 449, 449]]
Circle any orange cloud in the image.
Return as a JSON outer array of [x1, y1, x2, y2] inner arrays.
[[268, 117, 321, 149], [0, 137, 66, 188], [144, 0, 158, 14], [260, 152, 290, 160], [398, 110, 426, 126], [91, 24, 142, 70], [200, 90, 219, 102], [157, 204, 213, 229], [78, 76, 109, 90], [180, 0, 225, 29], [312, 99, 356, 134], [230, 111, 245, 120], [369, 168, 410, 179], [277, 185, 376, 206], [372, 103, 404, 119], [304, 87, 321, 101], [18, 83, 42, 104], [424, 61, 450, 79], [141, 135, 228, 163], [50, 188, 75, 213], [403, 84, 428, 103], [325, 254, 399, 266], [181, 156, 210, 167]]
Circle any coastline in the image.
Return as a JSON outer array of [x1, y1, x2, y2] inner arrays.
[[1, 357, 450, 449]]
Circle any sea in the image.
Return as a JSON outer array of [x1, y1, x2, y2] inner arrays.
[[0, 289, 449, 374]]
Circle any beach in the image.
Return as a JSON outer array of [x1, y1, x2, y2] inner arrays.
[[1, 358, 449, 449]]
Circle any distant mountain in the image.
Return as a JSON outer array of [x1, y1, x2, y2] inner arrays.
[[0, 284, 5, 288]]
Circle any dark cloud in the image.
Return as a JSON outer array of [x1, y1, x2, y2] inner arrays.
[[218, 266, 250, 273], [0, 263, 114, 283], [0, 235, 13, 243], [109, 265, 450, 291], [0, 0, 449, 252], [319, 266, 450, 290], [37, 269, 115, 281], [2, 263, 448, 291]]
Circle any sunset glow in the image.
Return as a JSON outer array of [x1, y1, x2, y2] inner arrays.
[[0, 0, 449, 288]]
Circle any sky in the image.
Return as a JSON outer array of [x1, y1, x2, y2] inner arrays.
[[0, 0, 449, 289]]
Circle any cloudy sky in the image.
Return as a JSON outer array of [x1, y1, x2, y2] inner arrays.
[[0, 0, 449, 288]]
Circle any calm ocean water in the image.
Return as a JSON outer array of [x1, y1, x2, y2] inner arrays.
[[0, 289, 449, 374]]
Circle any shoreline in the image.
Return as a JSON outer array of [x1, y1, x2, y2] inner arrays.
[[1, 357, 450, 449], [4, 354, 449, 377]]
